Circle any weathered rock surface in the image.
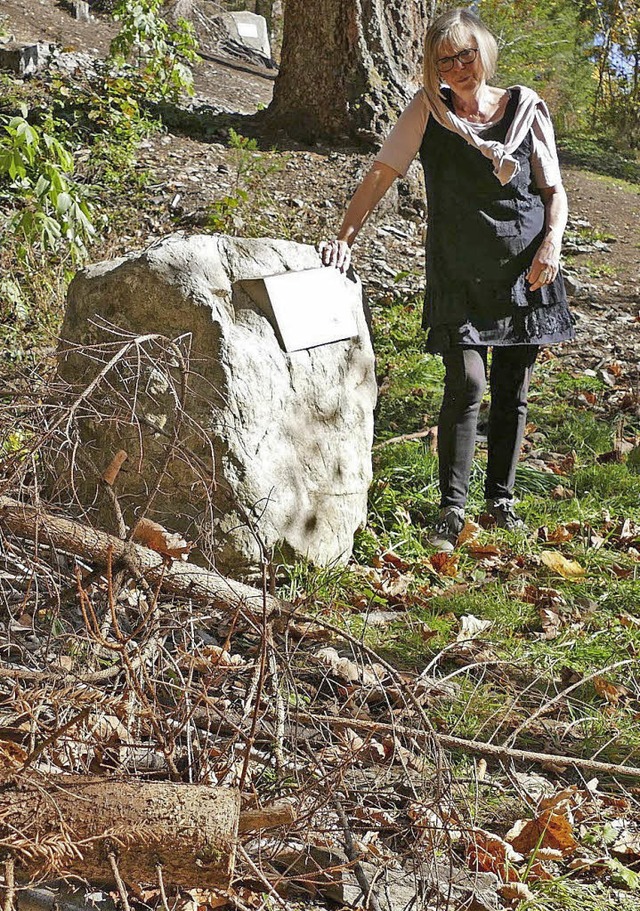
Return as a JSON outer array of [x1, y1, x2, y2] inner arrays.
[[57, 234, 376, 576]]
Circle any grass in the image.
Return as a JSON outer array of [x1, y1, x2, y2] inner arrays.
[[521, 880, 639, 911], [558, 134, 640, 186], [285, 284, 640, 786]]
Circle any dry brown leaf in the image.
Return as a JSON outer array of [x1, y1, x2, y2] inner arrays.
[[551, 485, 574, 500], [287, 620, 334, 642], [612, 830, 640, 858], [538, 785, 580, 811], [540, 551, 585, 580], [525, 859, 556, 881], [419, 622, 438, 642], [457, 614, 493, 641], [429, 551, 460, 576], [458, 520, 482, 546], [132, 518, 192, 559], [498, 882, 535, 903], [315, 647, 385, 687], [90, 714, 129, 742], [467, 543, 502, 557], [539, 607, 562, 640], [619, 611, 640, 629], [184, 889, 228, 910], [353, 805, 397, 828], [508, 808, 578, 857], [0, 740, 28, 769], [535, 847, 564, 861], [521, 584, 566, 609], [178, 645, 246, 673], [593, 675, 629, 705], [102, 449, 128, 486], [466, 829, 523, 881], [547, 524, 574, 544], [10, 612, 33, 631], [373, 549, 411, 572]]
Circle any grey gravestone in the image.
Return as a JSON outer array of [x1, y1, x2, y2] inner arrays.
[[56, 235, 377, 577], [0, 43, 51, 76], [228, 12, 271, 59], [72, 1, 90, 21]]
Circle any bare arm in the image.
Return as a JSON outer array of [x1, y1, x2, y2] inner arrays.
[[320, 161, 400, 271], [527, 184, 568, 291]]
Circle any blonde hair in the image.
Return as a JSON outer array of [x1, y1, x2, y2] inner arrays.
[[422, 8, 498, 114]]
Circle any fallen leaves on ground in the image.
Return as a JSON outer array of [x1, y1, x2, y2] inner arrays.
[[466, 829, 523, 881], [540, 550, 585, 580], [457, 614, 493, 641], [507, 806, 578, 858], [131, 518, 192, 559], [593, 675, 630, 705], [315, 647, 386, 687], [429, 551, 460, 576]]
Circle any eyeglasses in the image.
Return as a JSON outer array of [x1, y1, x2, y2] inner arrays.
[[436, 47, 478, 73]]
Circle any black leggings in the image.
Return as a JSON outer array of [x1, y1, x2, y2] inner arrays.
[[438, 345, 538, 509]]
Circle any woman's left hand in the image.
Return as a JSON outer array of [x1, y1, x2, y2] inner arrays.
[[527, 235, 560, 291]]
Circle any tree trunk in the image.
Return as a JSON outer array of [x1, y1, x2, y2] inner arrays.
[[163, 0, 194, 23], [0, 775, 239, 888], [255, 0, 274, 30], [267, 0, 432, 144]]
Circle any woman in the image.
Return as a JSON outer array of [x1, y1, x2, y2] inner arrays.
[[320, 7, 573, 551]]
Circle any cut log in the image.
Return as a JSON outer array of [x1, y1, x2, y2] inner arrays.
[[0, 496, 285, 617], [237, 799, 296, 833], [0, 774, 240, 889]]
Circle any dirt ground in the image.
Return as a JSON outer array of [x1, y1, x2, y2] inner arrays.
[[2, 0, 639, 368]]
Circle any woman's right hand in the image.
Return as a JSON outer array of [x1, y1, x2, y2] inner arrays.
[[318, 239, 352, 274]]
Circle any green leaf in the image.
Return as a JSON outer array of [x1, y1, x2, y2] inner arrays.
[[606, 858, 640, 891]]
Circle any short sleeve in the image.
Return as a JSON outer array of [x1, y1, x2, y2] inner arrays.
[[530, 104, 562, 189], [375, 90, 429, 178]]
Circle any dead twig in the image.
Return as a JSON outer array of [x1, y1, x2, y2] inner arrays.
[[3, 858, 15, 911], [299, 712, 640, 780], [108, 852, 131, 911]]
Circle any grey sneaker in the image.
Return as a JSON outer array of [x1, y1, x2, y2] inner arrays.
[[429, 506, 465, 552], [486, 497, 526, 531]]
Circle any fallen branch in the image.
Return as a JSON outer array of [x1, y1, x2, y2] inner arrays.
[[237, 800, 297, 834], [372, 428, 435, 451], [0, 495, 284, 617], [302, 713, 640, 781]]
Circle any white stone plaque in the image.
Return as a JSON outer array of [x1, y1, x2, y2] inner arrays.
[[237, 22, 259, 38], [241, 268, 360, 352]]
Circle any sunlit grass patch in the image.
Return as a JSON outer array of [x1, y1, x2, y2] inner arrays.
[[521, 878, 639, 910]]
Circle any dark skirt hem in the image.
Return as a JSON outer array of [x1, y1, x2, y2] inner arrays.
[[425, 308, 576, 354]]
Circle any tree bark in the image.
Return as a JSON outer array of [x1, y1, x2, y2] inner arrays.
[[0, 496, 285, 618], [0, 775, 239, 889], [267, 0, 432, 143]]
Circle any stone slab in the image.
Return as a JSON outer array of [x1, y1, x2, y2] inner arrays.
[[228, 11, 271, 59], [242, 268, 359, 352]]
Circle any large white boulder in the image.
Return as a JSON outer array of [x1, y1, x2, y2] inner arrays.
[[57, 234, 377, 577]]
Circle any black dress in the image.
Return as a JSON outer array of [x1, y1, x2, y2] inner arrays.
[[418, 88, 575, 354]]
